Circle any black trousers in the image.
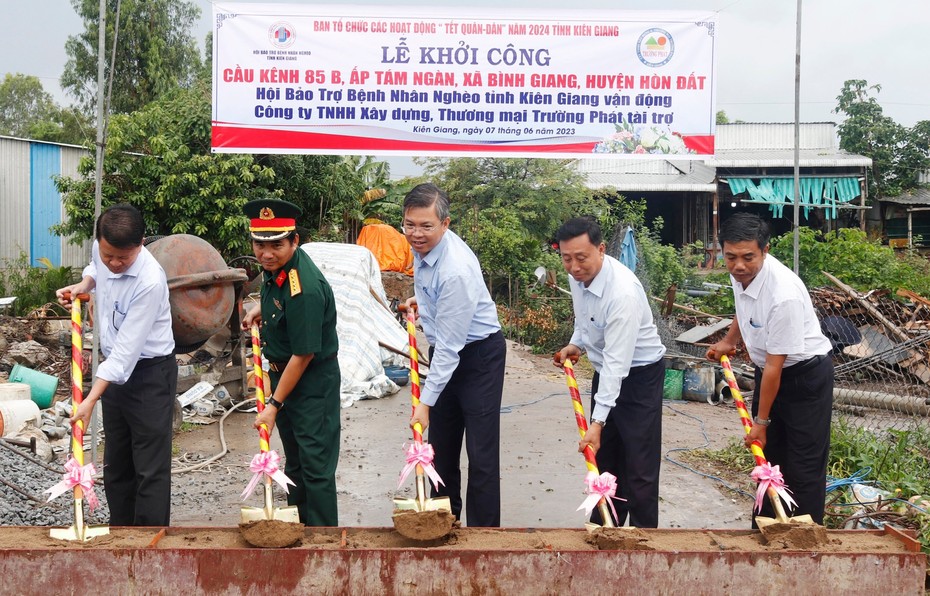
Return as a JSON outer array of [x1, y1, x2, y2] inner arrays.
[[428, 331, 506, 527], [589, 358, 665, 528], [101, 355, 177, 526], [752, 354, 833, 525]]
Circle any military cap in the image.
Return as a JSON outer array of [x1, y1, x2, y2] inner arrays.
[[244, 198, 303, 241]]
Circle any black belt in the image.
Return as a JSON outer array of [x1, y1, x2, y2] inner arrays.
[[267, 353, 337, 372], [781, 354, 830, 378], [134, 354, 173, 370]]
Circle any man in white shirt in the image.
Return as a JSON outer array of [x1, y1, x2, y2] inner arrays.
[[706, 212, 833, 525], [57, 204, 176, 526], [554, 217, 666, 528], [404, 183, 506, 527]]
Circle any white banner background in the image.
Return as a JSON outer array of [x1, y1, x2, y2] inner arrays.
[[212, 4, 717, 158]]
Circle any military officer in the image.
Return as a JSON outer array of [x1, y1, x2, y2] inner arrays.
[[241, 198, 341, 526]]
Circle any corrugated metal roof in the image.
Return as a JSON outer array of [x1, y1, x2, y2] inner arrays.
[[574, 158, 717, 192], [716, 122, 838, 150], [708, 149, 872, 168], [879, 186, 930, 206]]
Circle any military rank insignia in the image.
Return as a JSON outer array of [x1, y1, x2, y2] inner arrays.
[[288, 269, 302, 297]]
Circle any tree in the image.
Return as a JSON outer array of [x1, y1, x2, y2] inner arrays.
[[417, 157, 610, 286], [716, 110, 729, 125], [834, 79, 930, 199], [54, 80, 275, 259], [0, 74, 57, 138], [61, 0, 202, 115]]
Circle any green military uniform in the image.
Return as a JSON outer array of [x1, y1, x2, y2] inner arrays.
[[246, 198, 341, 526]]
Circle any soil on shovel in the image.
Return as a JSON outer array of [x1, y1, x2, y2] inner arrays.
[[238, 520, 305, 548], [758, 522, 830, 549], [391, 509, 457, 541], [586, 527, 655, 551]]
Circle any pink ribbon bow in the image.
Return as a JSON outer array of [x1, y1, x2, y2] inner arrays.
[[751, 462, 797, 514], [44, 456, 100, 511], [577, 471, 625, 521], [240, 450, 295, 500], [397, 442, 444, 490]]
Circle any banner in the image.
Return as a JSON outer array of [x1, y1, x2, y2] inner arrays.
[[212, 4, 717, 158]]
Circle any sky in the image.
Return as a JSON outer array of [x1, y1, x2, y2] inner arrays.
[[2, 0, 927, 174]]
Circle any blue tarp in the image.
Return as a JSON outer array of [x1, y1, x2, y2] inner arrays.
[[619, 226, 637, 272], [727, 177, 861, 219]]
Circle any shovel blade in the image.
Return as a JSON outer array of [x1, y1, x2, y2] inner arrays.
[[50, 525, 110, 542], [756, 513, 816, 528], [240, 505, 301, 524], [392, 495, 452, 513]]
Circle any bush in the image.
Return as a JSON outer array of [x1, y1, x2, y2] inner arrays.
[[770, 227, 930, 297], [499, 295, 574, 355], [0, 253, 76, 316]]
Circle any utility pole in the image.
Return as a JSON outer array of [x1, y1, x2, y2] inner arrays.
[[792, 0, 802, 273], [90, 0, 106, 463]]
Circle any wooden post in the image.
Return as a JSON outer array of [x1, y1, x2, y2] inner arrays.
[[711, 192, 719, 269], [859, 176, 867, 232]]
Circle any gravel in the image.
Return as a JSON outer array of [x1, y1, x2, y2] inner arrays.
[[0, 441, 110, 527]]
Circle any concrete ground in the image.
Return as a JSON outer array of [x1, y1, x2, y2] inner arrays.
[[171, 340, 751, 529]]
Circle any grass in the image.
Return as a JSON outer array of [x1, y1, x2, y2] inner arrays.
[[692, 420, 930, 555]]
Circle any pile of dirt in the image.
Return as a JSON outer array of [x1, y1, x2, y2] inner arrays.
[[239, 519, 304, 548], [391, 509, 457, 541], [0, 526, 913, 553]]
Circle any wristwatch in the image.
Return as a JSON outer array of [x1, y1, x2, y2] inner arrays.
[[266, 396, 284, 410], [591, 418, 606, 427], [753, 416, 771, 426]]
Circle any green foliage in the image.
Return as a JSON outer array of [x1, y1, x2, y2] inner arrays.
[[422, 157, 610, 243], [828, 421, 930, 498], [0, 253, 76, 316], [634, 218, 688, 295], [53, 82, 277, 259], [63, 0, 202, 115], [498, 295, 574, 354], [0, 74, 57, 138], [834, 80, 930, 198], [682, 271, 735, 315], [769, 226, 930, 296]]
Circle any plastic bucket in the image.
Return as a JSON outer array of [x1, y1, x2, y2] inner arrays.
[[0, 399, 41, 437], [0, 383, 31, 402], [662, 369, 683, 400], [683, 367, 715, 404], [8, 364, 59, 409]]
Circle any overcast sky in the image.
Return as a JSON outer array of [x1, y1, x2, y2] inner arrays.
[[3, 0, 927, 127]]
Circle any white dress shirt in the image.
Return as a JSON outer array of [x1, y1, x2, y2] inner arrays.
[[731, 254, 831, 369], [413, 230, 501, 406], [569, 255, 666, 422], [84, 240, 175, 385]]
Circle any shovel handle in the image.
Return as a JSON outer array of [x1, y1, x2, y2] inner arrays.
[[720, 356, 791, 522], [403, 309, 424, 444], [69, 296, 86, 500], [250, 324, 271, 453], [563, 360, 615, 527]]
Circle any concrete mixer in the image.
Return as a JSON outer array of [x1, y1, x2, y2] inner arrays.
[[144, 234, 251, 406]]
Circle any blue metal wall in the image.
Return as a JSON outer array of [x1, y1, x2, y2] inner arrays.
[[29, 143, 62, 266]]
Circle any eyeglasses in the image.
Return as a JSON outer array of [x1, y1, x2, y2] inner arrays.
[[403, 223, 440, 234]]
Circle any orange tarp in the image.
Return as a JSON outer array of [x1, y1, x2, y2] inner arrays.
[[357, 224, 413, 275]]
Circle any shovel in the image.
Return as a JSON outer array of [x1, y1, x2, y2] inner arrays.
[[561, 357, 617, 531], [392, 304, 453, 541], [48, 292, 109, 542], [240, 323, 300, 527], [719, 356, 816, 532]]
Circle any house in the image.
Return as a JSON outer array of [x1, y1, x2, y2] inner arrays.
[[877, 171, 930, 249], [574, 122, 873, 254]]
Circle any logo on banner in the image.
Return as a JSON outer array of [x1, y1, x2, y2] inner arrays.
[[636, 28, 674, 67], [269, 22, 296, 48]]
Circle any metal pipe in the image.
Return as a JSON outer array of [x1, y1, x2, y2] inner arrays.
[[833, 387, 930, 417]]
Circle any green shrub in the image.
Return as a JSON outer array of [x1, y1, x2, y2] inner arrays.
[[0, 253, 76, 316], [770, 227, 930, 297]]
